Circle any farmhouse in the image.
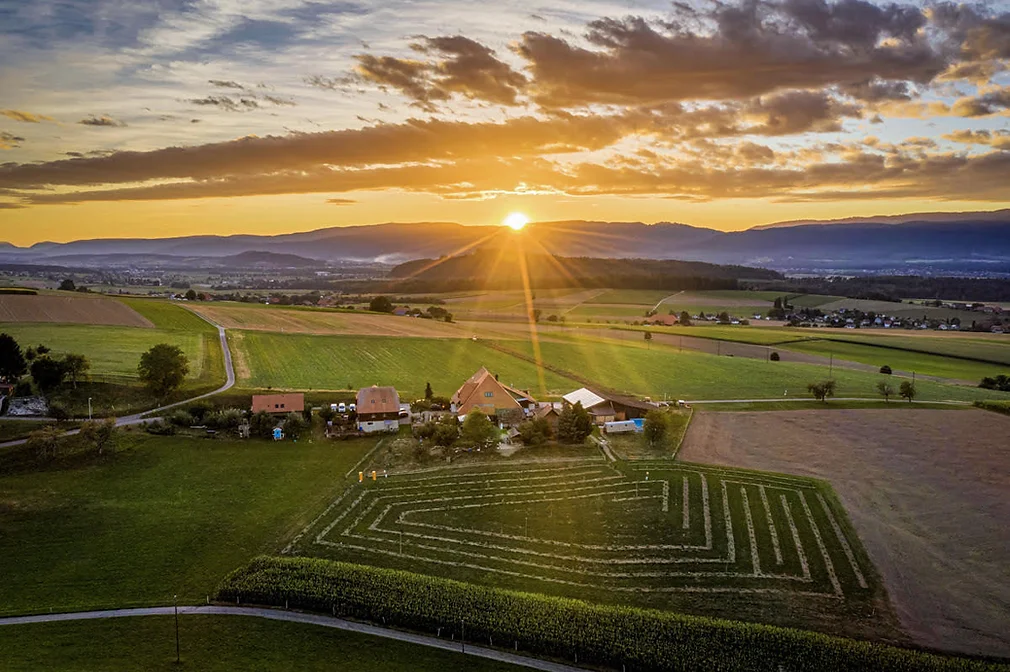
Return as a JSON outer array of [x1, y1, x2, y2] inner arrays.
[[562, 387, 657, 426], [251, 393, 305, 416], [356, 385, 401, 433], [451, 367, 535, 425]]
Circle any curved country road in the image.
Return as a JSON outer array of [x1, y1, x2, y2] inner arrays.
[[0, 310, 235, 448], [0, 605, 587, 672]]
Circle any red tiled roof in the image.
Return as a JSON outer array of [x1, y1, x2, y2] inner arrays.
[[357, 385, 400, 414]]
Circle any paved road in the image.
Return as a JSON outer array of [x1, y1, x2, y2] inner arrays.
[[686, 397, 969, 406], [0, 605, 588, 672], [0, 311, 235, 448]]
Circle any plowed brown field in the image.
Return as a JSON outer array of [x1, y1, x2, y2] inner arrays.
[[0, 295, 153, 327], [679, 408, 1010, 658]]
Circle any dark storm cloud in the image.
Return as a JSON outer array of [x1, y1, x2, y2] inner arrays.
[[78, 115, 126, 127]]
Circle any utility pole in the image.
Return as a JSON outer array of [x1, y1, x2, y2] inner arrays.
[[174, 594, 180, 664], [88, 397, 92, 420]]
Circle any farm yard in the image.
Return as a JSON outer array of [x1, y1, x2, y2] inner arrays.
[[285, 461, 900, 641], [679, 408, 1010, 658]]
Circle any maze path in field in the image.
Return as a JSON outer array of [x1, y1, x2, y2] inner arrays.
[[289, 463, 871, 599]]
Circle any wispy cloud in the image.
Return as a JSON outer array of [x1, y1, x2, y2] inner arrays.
[[0, 132, 26, 149], [78, 115, 127, 127], [1, 110, 54, 123]]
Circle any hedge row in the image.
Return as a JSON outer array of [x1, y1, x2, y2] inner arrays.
[[216, 556, 1006, 672], [973, 400, 1010, 416]]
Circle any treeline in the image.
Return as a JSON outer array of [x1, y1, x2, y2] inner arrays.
[[217, 556, 1001, 672], [755, 276, 1010, 303], [384, 251, 779, 292]]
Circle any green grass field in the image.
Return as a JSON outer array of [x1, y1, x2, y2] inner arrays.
[[230, 331, 580, 398], [288, 460, 901, 641], [117, 298, 218, 333], [0, 324, 213, 385], [494, 338, 1010, 402], [0, 433, 376, 615], [0, 616, 521, 671], [782, 339, 1007, 381]]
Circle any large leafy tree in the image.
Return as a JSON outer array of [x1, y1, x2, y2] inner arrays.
[[899, 381, 917, 403], [63, 353, 90, 389], [368, 295, 393, 313], [30, 356, 67, 392], [0, 333, 27, 383], [460, 410, 499, 449], [138, 344, 189, 398], [807, 380, 836, 402], [643, 410, 668, 447]]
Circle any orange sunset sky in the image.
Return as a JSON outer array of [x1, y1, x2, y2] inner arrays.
[[1, 0, 1009, 245]]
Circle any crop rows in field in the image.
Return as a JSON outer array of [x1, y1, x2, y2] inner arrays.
[[288, 463, 872, 600]]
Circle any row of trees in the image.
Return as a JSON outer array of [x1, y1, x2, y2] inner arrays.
[[807, 379, 917, 403], [0, 333, 91, 393]]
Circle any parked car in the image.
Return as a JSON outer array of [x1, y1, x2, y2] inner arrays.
[[338, 402, 347, 413], [349, 403, 356, 412]]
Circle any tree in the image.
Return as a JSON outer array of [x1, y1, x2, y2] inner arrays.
[[369, 295, 393, 313], [185, 289, 197, 301], [49, 402, 70, 423], [137, 344, 189, 398], [318, 406, 336, 424], [431, 417, 459, 447], [899, 381, 917, 403], [517, 417, 551, 446], [643, 410, 668, 447], [679, 311, 692, 326], [879, 365, 892, 375], [283, 412, 308, 439], [425, 382, 433, 400], [769, 351, 780, 362], [63, 353, 90, 389], [460, 410, 499, 449], [644, 331, 653, 346], [532, 309, 543, 323], [717, 311, 731, 324], [807, 380, 836, 402], [249, 410, 276, 439], [27, 426, 63, 461], [876, 381, 895, 403], [0, 333, 27, 382], [59, 278, 76, 292], [79, 419, 117, 455], [30, 356, 67, 392], [558, 401, 593, 444]]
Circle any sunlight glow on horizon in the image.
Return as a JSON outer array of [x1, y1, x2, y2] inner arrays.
[[503, 212, 530, 231]]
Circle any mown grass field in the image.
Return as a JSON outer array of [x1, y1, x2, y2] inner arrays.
[[288, 460, 902, 641], [782, 339, 1007, 381], [493, 338, 1010, 402], [229, 331, 580, 398], [0, 616, 521, 672], [0, 433, 376, 615], [0, 323, 213, 385]]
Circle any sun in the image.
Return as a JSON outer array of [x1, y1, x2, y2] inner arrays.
[[503, 212, 529, 231]]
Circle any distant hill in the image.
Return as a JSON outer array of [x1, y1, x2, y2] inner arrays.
[[2, 210, 1009, 275], [386, 249, 780, 292]]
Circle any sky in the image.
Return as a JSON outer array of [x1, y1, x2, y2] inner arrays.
[[0, 0, 1009, 245]]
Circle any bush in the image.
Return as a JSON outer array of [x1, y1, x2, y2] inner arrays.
[[517, 417, 550, 446], [217, 556, 996, 672], [250, 411, 276, 439], [169, 410, 194, 427], [188, 401, 214, 422], [978, 374, 1010, 391], [879, 365, 892, 375], [145, 419, 177, 436], [283, 412, 308, 439], [769, 351, 780, 362]]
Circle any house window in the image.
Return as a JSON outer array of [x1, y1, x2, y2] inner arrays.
[[274, 404, 279, 409], [281, 404, 285, 409], [484, 391, 493, 398]]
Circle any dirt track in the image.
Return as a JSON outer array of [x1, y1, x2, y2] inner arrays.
[[679, 409, 1010, 658]]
